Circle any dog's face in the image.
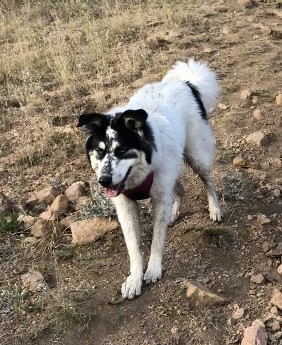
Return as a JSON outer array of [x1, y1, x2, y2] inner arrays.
[[77, 109, 155, 197]]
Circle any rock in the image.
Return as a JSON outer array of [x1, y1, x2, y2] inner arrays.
[[238, 0, 253, 8], [50, 195, 69, 213], [74, 196, 92, 211], [241, 319, 267, 345], [276, 93, 282, 106], [185, 280, 228, 306], [17, 215, 36, 230], [65, 181, 87, 202], [267, 242, 282, 257], [271, 189, 281, 197], [25, 194, 38, 207], [70, 218, 118, 245], [22, 237, 39, 246], [60, 215, 74, 229], [250, 273, 265, 284], [21, 269, 48, 293], [277, 264, 282, 275], [217, 103, 228, 110], [31, 219, 61, 239], [266, 320, 281, 332], [270, 289, 282, 310], [253, 108, 262, 120], [203, 47, 213, 53], [270, 306, 278, 315], [35, 186, 60, 204], [240, 89, 252, 100], [246, 132, 269, 147], [233, 156, 246, 167], [233, 307, 245, 319], [257, 214, 271, 225], [39, 208, 57, 221]]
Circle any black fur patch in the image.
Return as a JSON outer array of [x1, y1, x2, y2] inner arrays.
[[186, 81, 207, 120], [109, 109, 156, 164]]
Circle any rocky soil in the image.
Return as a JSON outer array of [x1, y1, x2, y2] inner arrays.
[[0, 1, 282, 344]]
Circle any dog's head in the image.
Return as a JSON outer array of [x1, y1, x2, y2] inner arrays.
[[77, 109, 156, 197]]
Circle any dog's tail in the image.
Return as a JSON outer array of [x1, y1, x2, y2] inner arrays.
[[162, 58, 220, 115]]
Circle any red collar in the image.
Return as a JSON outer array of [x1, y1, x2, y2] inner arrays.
[[122, 172, 154, 200]]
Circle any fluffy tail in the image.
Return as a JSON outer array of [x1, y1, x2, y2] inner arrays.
[[162, 58, 220, 115]]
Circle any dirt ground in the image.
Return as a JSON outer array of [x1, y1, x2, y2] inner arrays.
[[1, 0, 282, 344]]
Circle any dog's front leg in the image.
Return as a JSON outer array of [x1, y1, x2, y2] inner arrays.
[[113, 194, 143, 299], [144, 194, 172, 284]]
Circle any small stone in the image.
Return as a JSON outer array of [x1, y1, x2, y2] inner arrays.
[[185, 280, 228, 306], [17, 215, 36, 230], [257, 214, 271, 225], [70, 218, 118, 245], [250, 273, 265, 284], [253, 108, 262, 120], [50, 195, 69, 213], [21, 269, 48, 293], [276, 93, 282, 106], [31, 219, 61, 239], [277, 264, 282, 275], [203, 47, 213, 53], [241, 320, 267, 345], [246, 132, 269, 147], [221, 26, 230, 35], [268, 242, 282, 257], [25, 194, 38, 207], [240, 89, 252, 100], [233, 156, 246, 167], [60, 215, 74, 229], [270, 306, 278, 315], [238, 0, 253, 7], [271, 189, 281, 197], [217, 103, 228, 110], [74, 196, 92, 211], [232, 307, 245, 319], [39, 208, 57, 221], [22, 237, 39, 246], [65, 181, 87, 202], [269, 320, 281, 332], [251, 96, 258, 104], [270, 289, 282, 310], [35, 186, 60, 204]]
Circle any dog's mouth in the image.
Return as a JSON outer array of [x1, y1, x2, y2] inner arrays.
[[104, 167, 132, 198]]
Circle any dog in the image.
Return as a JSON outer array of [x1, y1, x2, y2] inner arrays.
[[77, 58, 222, 299]]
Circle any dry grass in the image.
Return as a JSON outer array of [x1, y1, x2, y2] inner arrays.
[[0, 0, 200, 179]]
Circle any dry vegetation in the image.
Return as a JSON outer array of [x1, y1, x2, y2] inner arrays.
[[1, 0, 282, 344]]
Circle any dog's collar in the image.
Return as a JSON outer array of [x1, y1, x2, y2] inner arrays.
[[122, 172, 154, 201]]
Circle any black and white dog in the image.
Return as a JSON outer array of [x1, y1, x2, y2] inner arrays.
[[77, 59, 222, 299]]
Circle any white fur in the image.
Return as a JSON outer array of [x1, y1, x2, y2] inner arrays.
[[104, 58, 222, 299]]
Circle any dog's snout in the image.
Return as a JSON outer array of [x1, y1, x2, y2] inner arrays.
[[98, 175, 112, 187]]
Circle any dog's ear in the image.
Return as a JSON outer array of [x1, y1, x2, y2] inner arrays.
[[77, 113, 110, 134], [121, 109, 148, 131]]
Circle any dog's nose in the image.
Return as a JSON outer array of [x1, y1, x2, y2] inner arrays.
[[98, 175, 112, 187]]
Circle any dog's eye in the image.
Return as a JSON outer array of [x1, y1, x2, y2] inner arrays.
[[116, 146, 127, 154], [96, 148, 104, 154]]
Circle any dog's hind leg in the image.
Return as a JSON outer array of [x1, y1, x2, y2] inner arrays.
[[113, 194, 143, 299], [169, 181, 184, 226], [187, 157, 222, 222]]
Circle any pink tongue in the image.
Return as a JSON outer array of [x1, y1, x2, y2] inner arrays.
[[105, 188, 119, 197]]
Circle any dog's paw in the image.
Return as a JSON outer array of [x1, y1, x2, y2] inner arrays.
[[209, 208, 222, 222], [144, 263, 162, 284], [121, 274, 143, 299]]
